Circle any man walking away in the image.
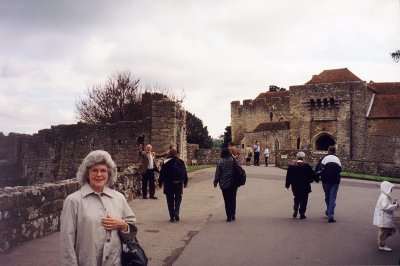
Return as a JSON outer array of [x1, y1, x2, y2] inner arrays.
[[321, 146, 342, 223]]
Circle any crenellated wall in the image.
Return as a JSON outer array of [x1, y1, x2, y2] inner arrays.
[[232, 76, 400, 177], [231, 91, 290, 144], [0, 99, 186, 187]]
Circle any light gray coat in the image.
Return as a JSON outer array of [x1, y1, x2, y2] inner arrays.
[[60, 184, 137, 266]]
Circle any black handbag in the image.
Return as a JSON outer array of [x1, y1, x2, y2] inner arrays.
[[233, 161, 246, 187], [121, 238, 148, 266]]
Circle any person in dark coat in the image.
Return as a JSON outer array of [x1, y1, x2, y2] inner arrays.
[[285, 151, 318, 219], [214, 148, 239, 222], [158, 148, 188, 222]]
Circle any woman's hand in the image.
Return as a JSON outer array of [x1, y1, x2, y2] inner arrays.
[[101, 216, 128, 232]]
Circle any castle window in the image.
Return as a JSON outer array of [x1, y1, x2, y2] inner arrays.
[[310, 99, 315, 109], [315, 134, 335, 151], [316, 99, 322, 108], [323, 98, 328, 108], [297, 138, 301, 150], [269, 111, 273, 121], [330, 98, 335, 107], [274, 139, 280, 150]]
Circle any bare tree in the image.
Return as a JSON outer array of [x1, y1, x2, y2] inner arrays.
[[391, 50, 400, 62], [76, 71, 184, 123], [76, 71, 143, 123]]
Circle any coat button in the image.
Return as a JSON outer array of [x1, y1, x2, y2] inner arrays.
[[107, 239, 110, 242], [105, 256, 109, 260]]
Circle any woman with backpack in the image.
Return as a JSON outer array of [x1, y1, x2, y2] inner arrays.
[[214, 148, 240, 222], [158, 148, 188, 222]]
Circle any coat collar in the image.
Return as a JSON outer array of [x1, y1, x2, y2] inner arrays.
[[81, 183, 115, 198]]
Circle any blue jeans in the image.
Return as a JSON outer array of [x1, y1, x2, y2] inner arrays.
[[322, 183, 339, 219]]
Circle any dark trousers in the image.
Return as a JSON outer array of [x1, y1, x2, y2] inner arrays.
[[254, 152, 260, 166], [222, 186, 238, 219], [142, 169, 155, 197], [293, 193, 309, 215], [264, 156, 269, 166], [166, 184, 183, 218]]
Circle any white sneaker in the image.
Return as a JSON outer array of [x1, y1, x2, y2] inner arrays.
[[378, 246, 392, 252]]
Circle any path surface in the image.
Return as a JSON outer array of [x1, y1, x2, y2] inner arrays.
[[175, 166, 400, 265], [1, 166, 399, 265]]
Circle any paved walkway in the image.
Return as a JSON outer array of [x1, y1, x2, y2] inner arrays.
[[1, 166, 399, 265]]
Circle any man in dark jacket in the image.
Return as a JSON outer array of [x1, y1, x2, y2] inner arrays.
[[158, 148, 188, 222], [321, 146, 342, 223], [285, 151, 318, 219]]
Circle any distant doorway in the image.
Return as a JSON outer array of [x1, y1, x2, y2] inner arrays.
[[315, 134, 335, 151]]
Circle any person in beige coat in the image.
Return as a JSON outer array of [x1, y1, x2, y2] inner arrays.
[[60, 150, 137, 266]]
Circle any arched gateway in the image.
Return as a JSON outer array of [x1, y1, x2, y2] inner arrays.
[[314, 133, 335, 151]]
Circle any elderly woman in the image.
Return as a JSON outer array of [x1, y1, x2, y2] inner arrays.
[[214, 148, 239, 222], [158, 148, 188, 222], [285, 151, 318, 219], [60, 150, 137, 266]]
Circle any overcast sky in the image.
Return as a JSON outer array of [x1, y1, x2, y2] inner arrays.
[[0, 0, 399, 138]]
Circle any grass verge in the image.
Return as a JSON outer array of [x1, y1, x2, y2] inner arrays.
[[341, 172, 400, 183]]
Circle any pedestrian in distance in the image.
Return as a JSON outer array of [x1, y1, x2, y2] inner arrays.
[[263, 146, 270, 167], [60, 150, 137, 266], [285, 151, 318, 219], [228, 142, 240, 160], [254, 140, 260, 166], [245, 144, 253, 166], [158, 148, 188, 222], [138, 144, 167, 199], [373, 181, 400, 252], [320, 146, 342, 223], [214, 148, 239, 222]]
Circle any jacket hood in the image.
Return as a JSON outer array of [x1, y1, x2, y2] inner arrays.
[[380, 181, 395, 195]]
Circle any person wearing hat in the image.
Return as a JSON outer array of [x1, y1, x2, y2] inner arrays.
[[285, 151, 318, 219]]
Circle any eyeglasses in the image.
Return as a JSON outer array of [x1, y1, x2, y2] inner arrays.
[[89, 168, 108, 175]]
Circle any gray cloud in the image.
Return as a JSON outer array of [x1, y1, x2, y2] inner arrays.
[[0, 0, 399, 137]]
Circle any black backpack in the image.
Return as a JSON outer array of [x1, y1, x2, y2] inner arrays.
[[171, 159, 186, 182]]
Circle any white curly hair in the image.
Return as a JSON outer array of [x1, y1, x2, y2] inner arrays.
[[76, 150, 117, 186]]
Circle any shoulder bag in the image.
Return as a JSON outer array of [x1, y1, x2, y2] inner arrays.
[[121, 237, 148, 266], [233, 160, 247, 187]]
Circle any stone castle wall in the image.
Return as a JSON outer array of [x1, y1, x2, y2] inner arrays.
[[186, 144, 199, 165], [242, 130, 290, 165], [275, 150, 400, 178], [0, 99, 186, 187], [288, 82, 360, 158], [232, 80, 400, 177], [0, 166, 142, 253], [196, 149, 221, 165], [231, 93, 290, 143]]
